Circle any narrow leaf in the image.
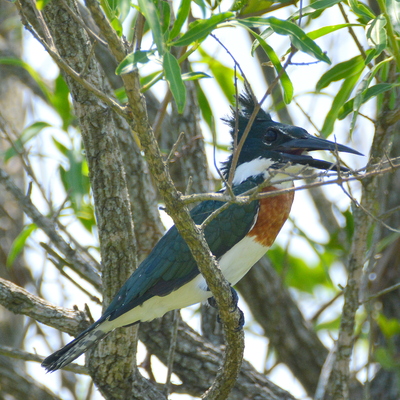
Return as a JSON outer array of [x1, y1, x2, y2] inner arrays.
[[163, 51, 186, 113], [316, 55, 364, 90], [348, 0, 375, 23], [321, 71, 362, 137], [181, 71, 212, 81], [7, 224, 37, 268], [196, 81, 215, 132], [291, 0, 342, 19], [116, 50, 154, 75], [169, 0, 192, 40], [267, 17, 331, 64], [308, 24, 360, 40], [138, 0, 166, 54], [339, 83, 399, 119], [172, 12, 234, 46], [247, 27, 293, 103]]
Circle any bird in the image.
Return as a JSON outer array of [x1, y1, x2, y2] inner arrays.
[[42, 93, 362, 372]]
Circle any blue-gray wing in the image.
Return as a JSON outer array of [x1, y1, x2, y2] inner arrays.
[[105, 177, 262, 322]]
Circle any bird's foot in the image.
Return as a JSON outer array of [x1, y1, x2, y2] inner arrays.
[[207, 286, 244, 330]]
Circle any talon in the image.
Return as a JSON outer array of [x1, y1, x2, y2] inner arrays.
[[208, 296, 217, 309], [229, 287, 239, 312]]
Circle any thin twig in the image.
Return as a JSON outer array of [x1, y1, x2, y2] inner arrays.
[[164, 309, 180, 398], [0, 344, 88, 375]]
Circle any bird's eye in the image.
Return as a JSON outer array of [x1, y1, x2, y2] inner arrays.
[[263, 129, 278, 145]]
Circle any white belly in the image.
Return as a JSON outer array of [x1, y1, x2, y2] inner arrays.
[[102, 236, 268, 331]]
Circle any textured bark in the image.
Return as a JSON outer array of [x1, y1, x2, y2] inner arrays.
[[140, 314, 298, 400], [28, 0, 139, 397], [324, 64, 399, 400], [0, 277, 91, 336]]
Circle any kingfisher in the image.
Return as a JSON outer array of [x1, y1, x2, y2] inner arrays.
[[42, 93, 361, 372]]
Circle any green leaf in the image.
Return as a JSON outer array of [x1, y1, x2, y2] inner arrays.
[[375, 347, 400, 371], [339, 83, 399, 119], [320, 71, 363, 137], [7, 224, 37, 268], [116, 50, 154, 75], [266, 17, 331, 64], [181, 71, 212, 81], [246, 27, 293, 104], [163, 51, 186, 113], [36, 0, 52, 9], [377, 314, 400, 338], [138, 0, 166, 54], [348, 0, 375, 23], [53, 73, 72, 131], [110, 16, 123, 36], [291, 0, 342, 19], [232, 0, 275, 14], [366, 15, 387, 58], [268, 244, 329, 293], [169, 0, 192, 40], [172, 12, 234, 46], [195, 81, 215, 132], [386, 0, 400, 34], [308, 24, 361, 40], [316, 55, 365, 90], [160, 1, 171, 34], [4, 122, 51, 162]]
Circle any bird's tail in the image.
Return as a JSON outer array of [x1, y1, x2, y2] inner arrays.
[[41, 322, 109, 372]]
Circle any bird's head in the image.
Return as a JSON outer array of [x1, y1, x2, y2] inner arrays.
[[221, 93, 362, 186]]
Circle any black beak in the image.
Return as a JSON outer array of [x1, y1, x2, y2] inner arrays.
[[276, 135, 363, 172]]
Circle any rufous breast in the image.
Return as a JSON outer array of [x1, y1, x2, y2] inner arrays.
[[248, 186, 294, 247]]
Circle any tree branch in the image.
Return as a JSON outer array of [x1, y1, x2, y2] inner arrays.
[[0, 277, 91, 336]]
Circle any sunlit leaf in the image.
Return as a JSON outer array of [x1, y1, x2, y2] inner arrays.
[[339, 83, 398, 119], [160, 1, 171, 34], [116, 50, 155, 75], [7, 224, 37, 268], [172, 12, 234, 46], [246, 27, 293, 104], [266, 17, 331, 64], [348, 0, 375, 23], [163, 51, 186, 113], [169, 0, 192, 40], [386, 0, 400, 34], [241, 0, 275, 14], [316, 55, 364, 90], [36, 0, 52, 9], [366, 15, 387, 59], [138, 0, 166, 54], [308, 24, 360, 40], [181, 71, 212, 81], [291, 0, 342, 19]]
